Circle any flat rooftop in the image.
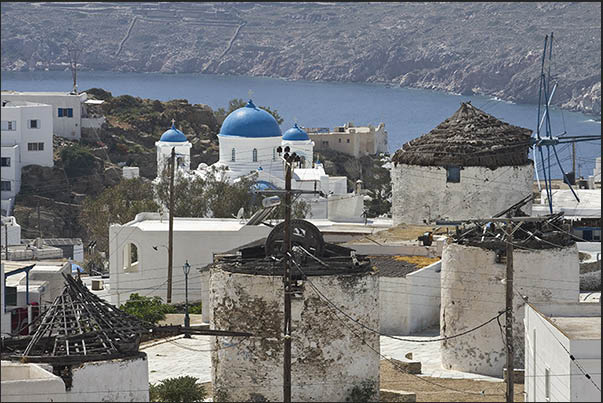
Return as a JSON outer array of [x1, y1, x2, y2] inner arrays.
[[549, 316, 601, 340], [130, 217, 251, 232], [1, 100, 51, 108], [2, 90, 86, 97]]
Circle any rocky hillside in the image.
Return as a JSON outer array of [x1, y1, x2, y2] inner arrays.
[[1, 2, 600, 116], [13, 91, 220, 239]]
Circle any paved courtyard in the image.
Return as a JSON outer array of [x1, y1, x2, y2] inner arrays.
[[143, 327, 503, 384]]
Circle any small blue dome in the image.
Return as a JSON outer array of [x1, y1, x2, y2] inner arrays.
[[282, 123, 310, 141], [219, 100, 281, 138], [160, 123, 187, 142]]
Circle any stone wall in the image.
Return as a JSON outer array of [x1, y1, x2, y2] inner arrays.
[[210, 267, 380, 402], [391, 163, 533, 225]]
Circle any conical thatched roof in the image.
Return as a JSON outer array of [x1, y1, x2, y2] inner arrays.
[[392, 102, 533, 168]]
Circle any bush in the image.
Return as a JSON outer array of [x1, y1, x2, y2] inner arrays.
[[149, 376, 206, 402], [119, 293, 176, 325], [346, 380, 377, 402], [60, 144, 97, 177], [188, 302, 202, 315]]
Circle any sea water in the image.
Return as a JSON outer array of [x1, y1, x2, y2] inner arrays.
[[2, 70, 600, 178]]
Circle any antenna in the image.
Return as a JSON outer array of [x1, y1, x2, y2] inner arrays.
[[68, 46, 81, 95], [531, 33, 601, 213]]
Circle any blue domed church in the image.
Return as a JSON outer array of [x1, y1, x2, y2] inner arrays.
[[155, 120, 192, 176], [154, 100, 365, 221], [217, 100, 285, 178]]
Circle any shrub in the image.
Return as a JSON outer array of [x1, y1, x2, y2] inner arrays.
[[60, 144, 96, 177], [188, 302, 202, 315], [120, 293, 176, 325], [346, 380, 377, 402], [149, 376, 206, 402]]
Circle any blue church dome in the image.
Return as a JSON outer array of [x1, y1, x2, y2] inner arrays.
[[160, 123, 187, 142], [282, 123, 310, 141], [219, 100, 281, 138]]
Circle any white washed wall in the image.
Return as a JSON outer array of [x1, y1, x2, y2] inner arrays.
[[380, 261, 441, 335], [391, 163, 534, 225], [441, 243, 579, 377]]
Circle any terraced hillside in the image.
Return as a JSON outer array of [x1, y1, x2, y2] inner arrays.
[[1, 2, 600, 116]]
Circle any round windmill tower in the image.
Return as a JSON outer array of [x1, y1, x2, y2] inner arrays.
[[391, 102, 534, 225]]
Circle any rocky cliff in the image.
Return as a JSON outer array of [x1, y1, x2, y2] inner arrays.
[[1, 2, 600, 116]]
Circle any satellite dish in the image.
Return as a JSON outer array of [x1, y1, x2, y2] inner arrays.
[[235, 207, 245, 220]]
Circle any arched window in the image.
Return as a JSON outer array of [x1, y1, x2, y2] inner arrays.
[[231, 148, 236, 162], [252, 148, 258, 162], [123, 243, 139, 273]]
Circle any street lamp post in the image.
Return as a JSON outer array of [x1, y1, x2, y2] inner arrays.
[[183, 260, 191, 338]]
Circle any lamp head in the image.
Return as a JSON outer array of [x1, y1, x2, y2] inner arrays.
[[183, 260, 191, 275]]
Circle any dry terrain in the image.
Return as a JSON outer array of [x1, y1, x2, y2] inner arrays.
[[199, 360, 524, 402], [1, 2, 600, 116]]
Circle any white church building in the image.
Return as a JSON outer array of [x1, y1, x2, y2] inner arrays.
[[153, 100, 365, 221]]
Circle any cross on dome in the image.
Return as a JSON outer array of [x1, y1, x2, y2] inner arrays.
[[171, 118, 176, 127]]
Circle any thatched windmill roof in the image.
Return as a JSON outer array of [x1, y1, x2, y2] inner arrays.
[[392, 102, 533, 168]]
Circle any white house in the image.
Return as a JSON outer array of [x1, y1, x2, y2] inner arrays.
[[391, 102, 534, 225], [1, 100, 53, 215], [108, 212, 273, 311], [524, 302, 601, 402], [1, 91, 89, 140], [306, 122, 389, 158], [153, 100, 365, 222], [1, 216, 21, 247]]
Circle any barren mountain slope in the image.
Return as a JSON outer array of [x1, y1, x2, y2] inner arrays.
[[1, 2, 600, 115]]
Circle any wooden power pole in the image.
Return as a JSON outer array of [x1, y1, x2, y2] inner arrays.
[[505, 222, 514, 403], [572, 142, 576, 179], [37, 203, 42, 239], [167, 147, 176, 303], [283, 151, 294, 403]]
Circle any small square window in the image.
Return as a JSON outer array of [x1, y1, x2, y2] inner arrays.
[[0, 157, 10, 167], [1, 181, 11, 191], [38, 142, 44, 151], [58, 108, 64, 117], [1, 120, 17, 131], [446, 166, 461, 183], [346, 139, 350, 143], [29, 119, 39, 129], [67, 108, 73, 118]]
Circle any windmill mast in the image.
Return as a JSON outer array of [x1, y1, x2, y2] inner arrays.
[[68, 47, 80, 95]]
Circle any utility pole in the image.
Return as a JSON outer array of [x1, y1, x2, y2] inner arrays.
[[571, 142, 576, 179], [276, 145, 300, 403], [505, 222, 515, 403], [4, 223, 8, 260], [283, 150, 293, 403], [167, 147, 176, 303], [37, 203, 42, 239]]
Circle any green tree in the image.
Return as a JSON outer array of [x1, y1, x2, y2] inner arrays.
[[214, 98, 284, 127], [154, 165, 263, 218], [149, 376, 206, 403], [79, 178, 159, 254], [120, 293, 176, 325]]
